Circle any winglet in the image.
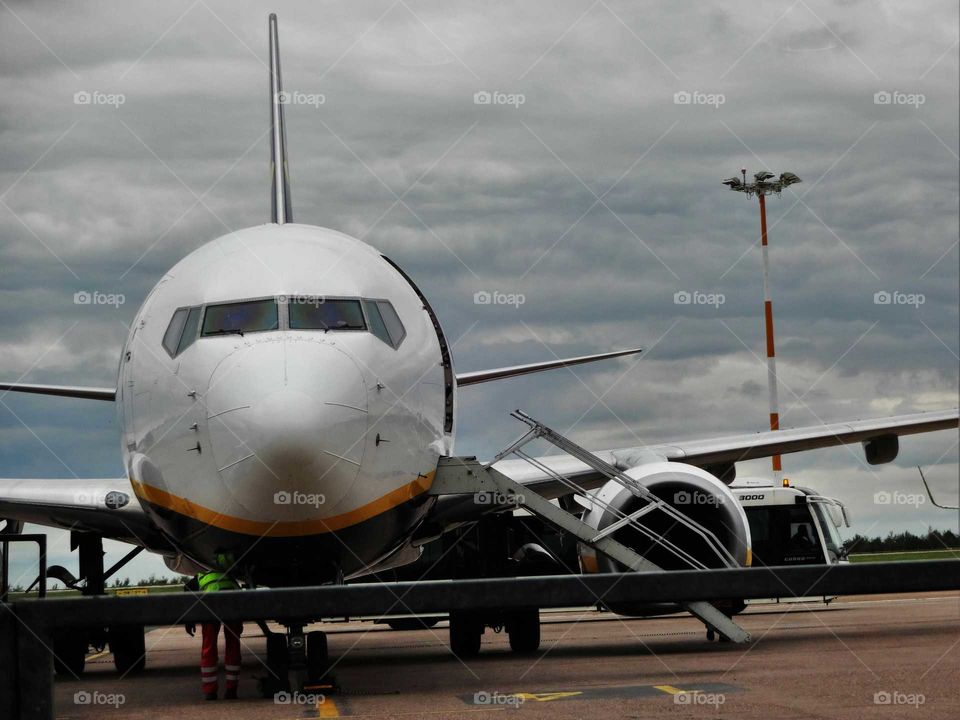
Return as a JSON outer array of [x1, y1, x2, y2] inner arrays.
[[269, 13, 293, 224]]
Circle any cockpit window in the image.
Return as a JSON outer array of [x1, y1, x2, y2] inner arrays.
[[364, 300, 391, 345], [289, 299, 365, 330], [162, 308, 190, 357], [192, 295, 403, 347], [201, 299, 278, 337], [363, 299, 406, 349], [377, 300, 406, 348], [177, 306, 203, 354]]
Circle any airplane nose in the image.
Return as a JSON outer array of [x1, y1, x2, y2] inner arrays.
[[204, 339, 368, 514]]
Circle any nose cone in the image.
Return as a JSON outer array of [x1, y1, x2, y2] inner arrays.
[[205, 339, 368, 515]]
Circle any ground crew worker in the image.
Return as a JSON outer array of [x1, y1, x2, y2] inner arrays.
[[185, 571, 243, 700]]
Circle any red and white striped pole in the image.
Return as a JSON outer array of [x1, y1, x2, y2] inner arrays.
[[757, 192, 783, 483], [724, 169, 801, 486]]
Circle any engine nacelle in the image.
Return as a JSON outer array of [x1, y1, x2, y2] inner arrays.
[[163, 553, 207, 577], [579, 461, 752, 578]]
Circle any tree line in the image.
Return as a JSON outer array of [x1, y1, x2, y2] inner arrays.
[[843, 527, 959, 554]]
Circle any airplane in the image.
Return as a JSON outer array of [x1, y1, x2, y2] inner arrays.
[[1, 14, 957, 681]]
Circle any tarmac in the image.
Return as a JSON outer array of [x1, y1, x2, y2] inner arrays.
[[53, 591, 959, 719]]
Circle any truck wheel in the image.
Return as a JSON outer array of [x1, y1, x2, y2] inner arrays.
[[449, 611, 482, 657], [110, 625, 146, 674], [507, 609, 540, 654], [53, 629, 87, 676]]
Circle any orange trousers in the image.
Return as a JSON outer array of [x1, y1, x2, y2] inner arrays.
[[200, 621, 242, 694]]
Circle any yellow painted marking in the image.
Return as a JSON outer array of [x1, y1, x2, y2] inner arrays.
[[317, 696, 340, 717], [653, 685, 703, 695], [114, 587, 149, 596], [512, 691, 583, 702], [85, 650, 110, 661], [347, 712, 494, 718]]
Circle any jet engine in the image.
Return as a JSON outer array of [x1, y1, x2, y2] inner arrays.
[[578, 462, 751, 615]]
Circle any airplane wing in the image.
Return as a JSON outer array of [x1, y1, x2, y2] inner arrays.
[[614, 409, 958, 468], [455, 348, 642, 387], [0, 349, 643, 399], [0, 382, 116, 401], [424, 408, 958, 529], [0, 477, 167, 548]]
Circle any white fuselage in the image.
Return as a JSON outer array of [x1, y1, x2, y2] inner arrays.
[[118, 223, 454, 585]]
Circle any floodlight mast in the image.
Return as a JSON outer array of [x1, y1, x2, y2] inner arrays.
[[722, 169, 802, 486]]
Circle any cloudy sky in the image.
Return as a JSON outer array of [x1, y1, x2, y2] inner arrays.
[[1, 0, 957, 585]]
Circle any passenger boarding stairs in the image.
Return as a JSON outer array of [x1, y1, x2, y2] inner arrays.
[[432, 411, 751, 643]]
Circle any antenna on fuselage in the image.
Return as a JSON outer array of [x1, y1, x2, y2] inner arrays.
[[268, 13, 293, 224]]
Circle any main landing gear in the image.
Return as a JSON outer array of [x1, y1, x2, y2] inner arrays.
[[448, 607, 541, 657], [260, 623, 335, 697], [47, 533, 146, 676]]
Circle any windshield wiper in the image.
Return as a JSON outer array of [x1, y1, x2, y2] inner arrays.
[[206, 328, 245, 337]]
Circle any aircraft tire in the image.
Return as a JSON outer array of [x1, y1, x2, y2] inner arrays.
[[110, 625, 146, 674], [449, 611, 482, 657], [507, 608, 540, 654], [53, 628, 87, 676], [306, 630, 329, 681]]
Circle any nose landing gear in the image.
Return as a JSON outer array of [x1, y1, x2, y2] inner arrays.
[[260, 623, 335, 698]]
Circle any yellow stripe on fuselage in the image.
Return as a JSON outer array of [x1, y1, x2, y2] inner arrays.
[[129, 471, 434, 537]]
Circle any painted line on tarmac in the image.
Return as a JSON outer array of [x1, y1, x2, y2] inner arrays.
[[835, 595, 959, 606], [460, 682, 740, 705], [317, 695, 340, 717]]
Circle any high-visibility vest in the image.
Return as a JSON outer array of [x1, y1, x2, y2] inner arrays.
[[197, 571, 239, 593]]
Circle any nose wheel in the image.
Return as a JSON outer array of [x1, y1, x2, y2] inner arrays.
[[260, 624, 334, 698]]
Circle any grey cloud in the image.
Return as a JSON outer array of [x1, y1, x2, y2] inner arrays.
[[1, 0, 957, 580]]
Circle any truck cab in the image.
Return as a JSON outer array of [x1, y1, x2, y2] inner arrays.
[[731, 478, 850, 567]]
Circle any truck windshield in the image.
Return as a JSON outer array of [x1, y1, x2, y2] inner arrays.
[[745, 505, 826, 566], [812, 503, 845, 562]]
